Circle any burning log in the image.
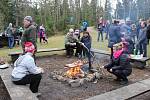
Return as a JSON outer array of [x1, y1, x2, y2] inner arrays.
[[64, 60, 85, 79]]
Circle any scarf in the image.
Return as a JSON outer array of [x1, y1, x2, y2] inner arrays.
[[113, 49, 123, 59]]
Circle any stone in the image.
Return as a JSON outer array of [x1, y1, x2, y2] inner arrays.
[[86, 74, 96, 82], [69, 79, 81, 87], [94, 72, 102, 79]]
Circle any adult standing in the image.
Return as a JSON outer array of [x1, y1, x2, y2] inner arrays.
[[136, 21, 148, 57], [97, 23, 103, 42], [6, 23, 14, 49], [21, 16, 37, 53], [108, 20, 121, 60], [146, 19, 150, 44]]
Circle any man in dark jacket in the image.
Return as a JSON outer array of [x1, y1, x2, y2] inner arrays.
[[146, 19, 150, 44], [21, 16, 37, 53], [108, 20, 121, 60]]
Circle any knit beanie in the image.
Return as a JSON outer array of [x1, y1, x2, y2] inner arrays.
[[24, 16, 33, 23], [24, 42, 35, 53]]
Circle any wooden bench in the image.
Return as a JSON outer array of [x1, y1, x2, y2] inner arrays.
[[91, 48, 110, 56], [8, 48, 66, 63], [87, 78, 150, 100], [90, 49, 150, 68], [130, 56, 150, 69], [0, 67, 38, 100]]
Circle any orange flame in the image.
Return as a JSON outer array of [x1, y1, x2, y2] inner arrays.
[[65, 60, 84, 78]]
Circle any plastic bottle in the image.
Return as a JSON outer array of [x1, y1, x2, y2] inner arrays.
[[137, 50, 140, 55], [133, 49, 136, 55], [137, 50, 140, 58]]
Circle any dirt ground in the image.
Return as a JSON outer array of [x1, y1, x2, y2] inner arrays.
[[1, 54, 150, 100], [35, 54, 150, 100]]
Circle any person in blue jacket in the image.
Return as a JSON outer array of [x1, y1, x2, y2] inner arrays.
[[80, 31, 92, 58], [82, 20, 88, 31], [108, 20, 121, 60]]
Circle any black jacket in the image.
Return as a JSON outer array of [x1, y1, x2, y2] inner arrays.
[[146, 25, 150, 39], [104, 51, 132, 72]]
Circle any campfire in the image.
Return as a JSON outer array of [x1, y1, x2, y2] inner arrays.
[[64, 60, 85, 79], [50, 60, 102, 87]]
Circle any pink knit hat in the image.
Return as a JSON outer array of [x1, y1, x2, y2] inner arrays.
[[24, 42, 35, 53]]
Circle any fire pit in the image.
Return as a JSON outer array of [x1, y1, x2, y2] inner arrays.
[[50, 60, 102, 87], [36, 55, 150, 100]]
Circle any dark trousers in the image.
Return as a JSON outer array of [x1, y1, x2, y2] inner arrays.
[[13, 74, 42, 93], [138, 43, 147, 57], [8, 37, 14, 48], [108, 69, 131, 81], [40, 37, 48, 43], [97, 31, 103, 41], [112, 70, 131, 81], [65, 43, 82, 56], [110, 48, 113, 60]]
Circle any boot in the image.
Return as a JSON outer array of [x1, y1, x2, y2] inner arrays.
[[120, 78, 128, 85]]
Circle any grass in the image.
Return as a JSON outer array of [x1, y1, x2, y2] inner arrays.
[[0, 27, 150, 62]]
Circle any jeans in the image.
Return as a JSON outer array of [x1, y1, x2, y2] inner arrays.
[[138, 43, 147, 57], [8, 36, 14, 48]]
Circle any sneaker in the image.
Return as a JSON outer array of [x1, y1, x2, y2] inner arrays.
[[0, 63, 9, 69]]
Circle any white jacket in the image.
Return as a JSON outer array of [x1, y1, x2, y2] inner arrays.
[[11, 52, 42, 81]]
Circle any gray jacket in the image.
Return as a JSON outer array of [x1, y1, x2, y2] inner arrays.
[[137, 27, 147, 45]]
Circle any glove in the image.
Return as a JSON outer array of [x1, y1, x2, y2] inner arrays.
[[109, 69, 113, 72], [100, 66, 105, 69]]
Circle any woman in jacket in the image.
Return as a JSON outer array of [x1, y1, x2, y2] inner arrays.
[[103, 40, 132, 85]]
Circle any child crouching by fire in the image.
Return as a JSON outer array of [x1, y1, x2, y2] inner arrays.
[[101, 39, 132, 85]]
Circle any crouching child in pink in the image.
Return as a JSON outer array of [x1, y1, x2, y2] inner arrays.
[[103, 41, 132, 85]]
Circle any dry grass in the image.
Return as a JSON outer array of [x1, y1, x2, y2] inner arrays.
[[0, 27, 149, 63]]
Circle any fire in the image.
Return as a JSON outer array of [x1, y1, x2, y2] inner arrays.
[[65, 60, 85, 78]]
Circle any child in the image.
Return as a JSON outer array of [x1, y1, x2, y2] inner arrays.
[[42, 32, 48, 43], [80, 31, 92, 58], [102, 40, 132, 85]]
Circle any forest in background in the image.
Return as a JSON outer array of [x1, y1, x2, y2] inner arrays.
[[0, 0, 150, 35]]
